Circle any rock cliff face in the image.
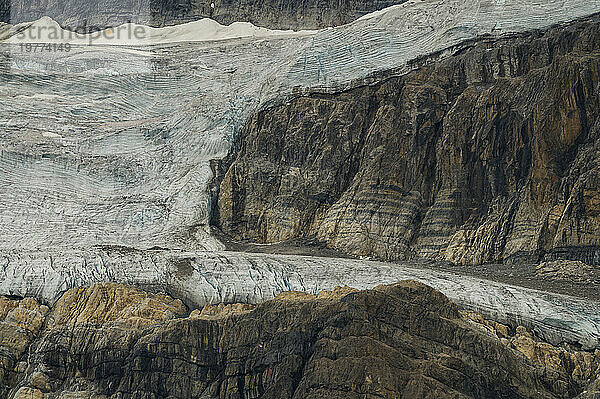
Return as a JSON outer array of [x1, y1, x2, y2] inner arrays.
[[152, 0, 404, 29], [0, 0, 8, 23], [1, 0, 402, 29], [2, 282, 599, 398], [463, 312, 600, 397], [0, 296, 48, 390], [214, 15, 600, 265]]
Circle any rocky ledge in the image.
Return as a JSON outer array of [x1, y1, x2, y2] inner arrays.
[[213, 14, 600, 267], [0, 282, 599, 398]]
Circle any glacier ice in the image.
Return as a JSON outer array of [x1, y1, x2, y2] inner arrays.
[[0, 248, 598, 349], [2, 15, 316, 45]]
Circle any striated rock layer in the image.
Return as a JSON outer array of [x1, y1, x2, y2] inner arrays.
[[2, 0, 404, 30], [1, 281, 599, 398], [214, 14, 600, 266]]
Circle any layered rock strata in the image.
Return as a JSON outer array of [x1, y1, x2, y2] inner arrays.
[[214, 14, 600, 267], [1, 281, 599, 398]]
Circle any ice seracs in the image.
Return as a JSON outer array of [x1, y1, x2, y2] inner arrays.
[[0, 249, 598, 349]]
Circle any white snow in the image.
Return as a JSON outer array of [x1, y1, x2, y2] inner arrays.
[[2, 15, 316, 45], [41, 132, 63, 139]]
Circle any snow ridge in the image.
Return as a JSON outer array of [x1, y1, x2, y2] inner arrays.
[[2, 15, 316, 45]]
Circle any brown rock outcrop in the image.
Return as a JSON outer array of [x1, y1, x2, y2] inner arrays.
[[0, 283, 186, 398], [464, 312, 600, 397], [1, 281, 598, 398], [0, 296, 48, 392], [214, 15, 600, 266]]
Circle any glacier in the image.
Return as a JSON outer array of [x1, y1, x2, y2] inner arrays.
[[0, 0, 600, 348], [0, 248, 598, 349], [1, 0, 599, 252]]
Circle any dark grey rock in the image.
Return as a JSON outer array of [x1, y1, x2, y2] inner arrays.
[[2, 0, 404, 30]]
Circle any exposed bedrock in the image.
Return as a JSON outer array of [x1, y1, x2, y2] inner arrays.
[[2, 282, 599, 398], [214, 15, 600, 266], [151, 0, 405, 30], [1, 0, 403, 29]]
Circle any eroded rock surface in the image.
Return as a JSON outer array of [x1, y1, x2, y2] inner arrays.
[[0, 297, 48, 391], [1, 283, 186, 398], [214, 14, 600, 267], [465, 311, 600, 398], [1, 281, 598, 398]]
